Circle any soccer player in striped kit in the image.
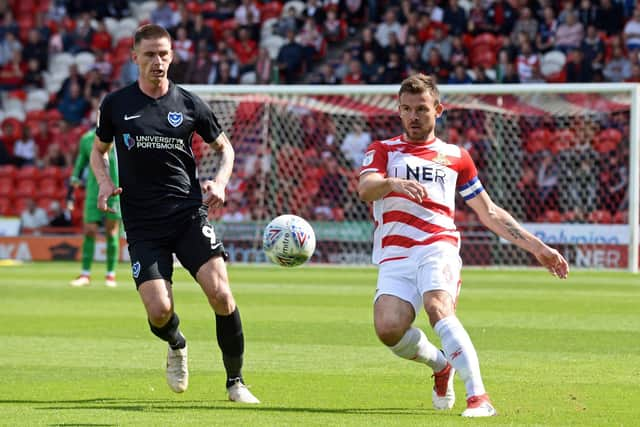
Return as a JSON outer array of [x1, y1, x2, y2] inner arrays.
[[358, 74, 569, 417]]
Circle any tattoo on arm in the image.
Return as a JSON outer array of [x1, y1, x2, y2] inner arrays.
[[503, 218, 525, 240]]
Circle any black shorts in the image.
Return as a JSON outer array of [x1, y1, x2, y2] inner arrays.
[[127, 208, 227, 288]]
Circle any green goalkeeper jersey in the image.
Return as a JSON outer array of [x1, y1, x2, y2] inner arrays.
[[72, 128, 119, 198]]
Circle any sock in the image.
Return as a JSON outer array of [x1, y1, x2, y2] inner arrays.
[[149, 312, 186, 349], [81, 236, 95, 272], [216, 308, 244, 388], [106, 233, 119, 273], [389, 327, 447, 372], [434, 316, 486, 398]]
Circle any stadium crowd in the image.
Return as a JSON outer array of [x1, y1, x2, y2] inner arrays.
[[0, 0, 632, 231]]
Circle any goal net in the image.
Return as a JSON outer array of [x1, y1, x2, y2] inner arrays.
[[186, 84, 639, 272]]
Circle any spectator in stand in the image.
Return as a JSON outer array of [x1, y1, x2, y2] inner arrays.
[[92, 49, 113, 79], [23, 58, 44, 89], [42, 142, 70, 168], [353, 26, 384, 62], [57, 64, 86, 104], [312, 62, 338, 84], [323, 10, 343, 43], [189, 13, 214, 52], [119, 57, 139, 87], [467, 0, 492, 35], [58, 81, 89, 126], [501, 62, 521, 83], [375, 10, 403, 48], [598, 154, 628, 213], [0, 31, 21, 67], [566, 48, 593, 82], [0, 49, 24, 90], [404, 43, 426, 75], [296, 17, 324, 61], [424, 48, 450, 82], [167, 50, 189, 84], [596, 0, 624, 36], [554, 11, 584, 53], [623, 7, 640, 51], [557, 1, 577, 24], [277, 29, 305, 84], [422, 26, 452, 64], [276, 6, 300, 37], [578, 0, 598, 28], [0, 10, 19, 41], [341, 123, 371, 167], [449, 64, 473, 84], [537, 150, 560, 211], [582, 24, 605, 71], [211, 39, 240, 81], [22, 29, 48, 72], [33, 11, 51, 41], [385, 32, 405, 62], [471, 65, 493, 83], [487, 0, 517, 35], [398, 12, 420, 45], [603, 45, 632, 81], [342, 58, 365, 84], [48, 200, 73, 227], [448, 36, 468, 67], [516, 165, 541, 221], [536, 6, 557, 54], [425, 0, 444, 22], [255, 47, 274, 84], [20, 198, 49, 232], [185, 43, 214, 84], [84, 66, 110, 99], [317, 154, 346, 208], [443, 0, 467, 36], [232, 27, 258, 75], [342, 0, 366, 34], [511, 7, 538, 44], [209, 60, 238, 84], [90, 20, 112, 53], [235, 0, 261, 40], [626, 63, 640, 82], [13, 126, 37, 166], [516, 39, 543, 83], [173, 26, 195, 62], [361, 49, 384, 83], [70, 12, 94, 53], [304, 0, 326, 27], [151, 0, 177, 30]]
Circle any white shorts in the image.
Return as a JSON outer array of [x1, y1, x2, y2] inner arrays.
[[373, 242, 462, 316]]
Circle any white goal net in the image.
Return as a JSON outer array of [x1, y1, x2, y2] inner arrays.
[[186, 84, 639, 272]]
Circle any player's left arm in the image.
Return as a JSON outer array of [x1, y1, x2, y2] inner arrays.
[[202, 132, 234, 209], [466, 192, 569, 278]]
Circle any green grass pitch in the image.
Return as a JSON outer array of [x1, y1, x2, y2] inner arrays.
[[0, 262, 638, 426]]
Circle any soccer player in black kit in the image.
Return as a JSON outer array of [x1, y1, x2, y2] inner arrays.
[[90, 24, 259, 403]]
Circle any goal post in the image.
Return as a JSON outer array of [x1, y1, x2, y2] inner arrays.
[[185, 83, 639, 273]]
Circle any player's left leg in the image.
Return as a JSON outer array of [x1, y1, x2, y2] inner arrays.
[[104, 217, 120, 287], [418, 243, 496, 417], [175, 211, 259, 404]]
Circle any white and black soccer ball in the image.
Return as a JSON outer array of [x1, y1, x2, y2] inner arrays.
[[263, 214, 316, 267]]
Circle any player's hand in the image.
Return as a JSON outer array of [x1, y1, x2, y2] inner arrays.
[[389, 178, 428, 202], [534, 246, 569, 279], [97, 180, 122, 213], [202, 180, 226, 209]]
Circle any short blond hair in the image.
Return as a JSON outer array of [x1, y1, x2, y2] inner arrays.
[[398, 73, 440, 106]]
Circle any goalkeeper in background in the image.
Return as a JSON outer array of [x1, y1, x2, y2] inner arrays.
[[69, 128, 121, 288]]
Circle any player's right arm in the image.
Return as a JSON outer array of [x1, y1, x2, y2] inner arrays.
[[90, 137, 122, 213], [358, 172, 427, 202], [357, 141, 427, 202]]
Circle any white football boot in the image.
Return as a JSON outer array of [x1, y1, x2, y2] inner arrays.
[[461, 394, 497, 417], [166, 345, 189, 393], [105, 273, 117, 288], [70, 274, 90, 287], [227, 380, 260, 404]]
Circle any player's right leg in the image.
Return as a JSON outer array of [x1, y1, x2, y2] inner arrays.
[[70, 222, 98, 287], [374, 260, 450, 409], [129, 240, 188, 393]]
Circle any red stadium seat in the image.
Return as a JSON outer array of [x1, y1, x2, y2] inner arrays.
[[0, 197, 11, 216], [15, 165, 40, 181], [593, 128, 622, 153], [36, 197, 55, 212], [40, 178, 63, 198], [588, 210, 613, 224], [12, 197, 31, 216], [0, 164, 17, 180], [0, 177, 13, 196], [14, 179, 37, 198], [39, 165, 61, 182], [471, 33, 498, 51], [539, 210, 562, 223], [550, 129, 575, 153], [1, 117, 23, 144], [613, 210, 627, 224], [470, 48, 496, 68], [260, 1, 283, 21], [525, 129, 551, 153]]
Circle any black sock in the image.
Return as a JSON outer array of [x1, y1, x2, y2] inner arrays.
[[149, 312, 186, 349], [216, 308, 244, 387]]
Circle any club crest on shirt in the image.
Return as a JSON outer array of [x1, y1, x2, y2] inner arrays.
[[432, 150, 451, 166], [362, 150, 374, 167], [167, 111, 183, 127]]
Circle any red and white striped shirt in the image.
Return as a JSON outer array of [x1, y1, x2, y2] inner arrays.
[[360, 135, 484, 264]]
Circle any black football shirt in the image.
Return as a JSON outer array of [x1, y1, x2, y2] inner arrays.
[[96, 81, 222, 240]]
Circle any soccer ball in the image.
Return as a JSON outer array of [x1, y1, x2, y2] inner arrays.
[[263, 214, 316, 267]]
